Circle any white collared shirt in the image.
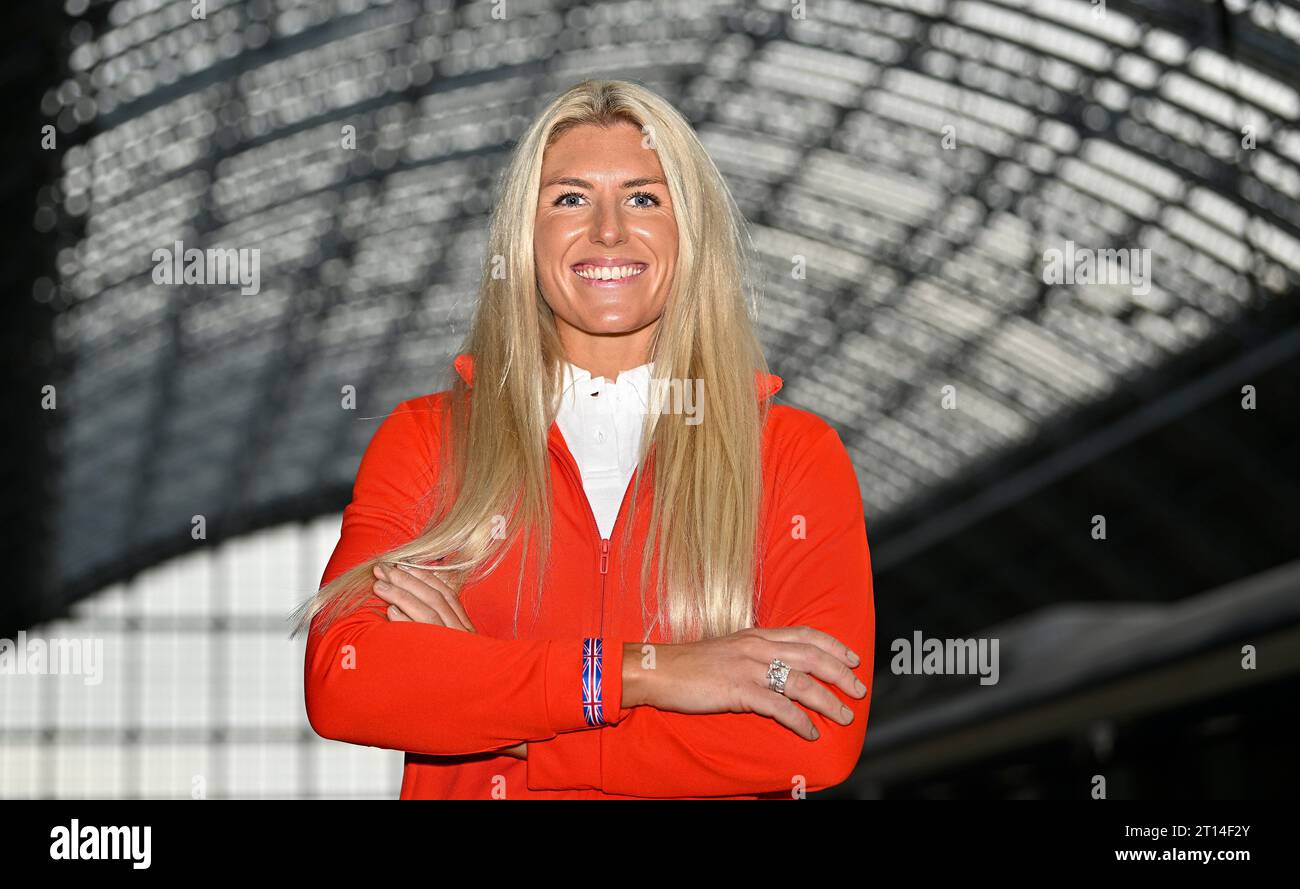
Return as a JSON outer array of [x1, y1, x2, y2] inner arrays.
[[554, 361, 654, 539]]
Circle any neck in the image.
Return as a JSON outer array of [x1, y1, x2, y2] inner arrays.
[[557, 319, 658, 382]]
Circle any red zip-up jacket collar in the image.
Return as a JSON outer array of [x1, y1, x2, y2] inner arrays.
[[305, 353, 874, 798]]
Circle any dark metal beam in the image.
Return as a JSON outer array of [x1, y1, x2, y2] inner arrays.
[[872, 323, 1300, 572]]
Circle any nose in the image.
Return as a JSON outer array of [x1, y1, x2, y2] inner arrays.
[[590, 197, 627, 246]]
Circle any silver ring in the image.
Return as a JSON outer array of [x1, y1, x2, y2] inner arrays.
[[767, 659, 791, 695]]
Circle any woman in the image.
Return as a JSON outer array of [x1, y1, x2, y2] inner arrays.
[[295, 79, 874, 799]]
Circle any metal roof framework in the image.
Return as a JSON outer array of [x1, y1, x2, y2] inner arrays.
[[20, 0, 1300, 656]]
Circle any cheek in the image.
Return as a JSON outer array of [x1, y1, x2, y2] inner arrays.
[[533, 218, 563, 260], [653, 226, 678, 269]]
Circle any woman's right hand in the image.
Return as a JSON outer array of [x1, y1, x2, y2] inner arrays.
[[622, 627, 867, 741]]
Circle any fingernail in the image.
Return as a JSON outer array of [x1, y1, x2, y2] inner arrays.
[[847, 650, 860, 666], [854, 678, 866, 695], [810, 726, 820, 740], [841, 705, 852, 722], [375, 581, 390, 591]]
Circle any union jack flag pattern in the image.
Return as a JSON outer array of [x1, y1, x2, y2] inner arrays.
[[582, 637, 605, 726]]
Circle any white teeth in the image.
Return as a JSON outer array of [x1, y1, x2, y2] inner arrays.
[[575, 264, 645, 280]]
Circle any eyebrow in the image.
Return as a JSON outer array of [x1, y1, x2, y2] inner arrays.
[[541, 176, 666, 190]]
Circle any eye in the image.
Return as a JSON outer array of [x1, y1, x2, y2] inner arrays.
[[549, 190, 663, 208]]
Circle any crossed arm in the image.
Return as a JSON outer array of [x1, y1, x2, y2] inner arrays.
[[304, 400, 873, 797]]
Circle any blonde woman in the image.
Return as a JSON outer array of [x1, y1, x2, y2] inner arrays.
[[295, 79, 874, 799]]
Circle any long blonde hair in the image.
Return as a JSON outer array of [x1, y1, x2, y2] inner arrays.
[[293, 79, 772, 643]]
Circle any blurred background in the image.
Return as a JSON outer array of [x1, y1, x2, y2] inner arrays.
[[2, 0, 1297, 799]]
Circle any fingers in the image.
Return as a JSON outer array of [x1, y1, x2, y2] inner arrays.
[[397, 564, 476, 632], [765, 664, 856, 727], [499, 742, 528, 759], [739, 684, 820, 741], [371, 564, 454, 627], [738, 627, 867, 734], [769, 641, 866, 704], [387, 604, 412, 622], [750, 625, 860, 670], [378, 562, 467, 629]]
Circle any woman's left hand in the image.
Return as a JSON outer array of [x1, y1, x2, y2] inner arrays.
[[371, 562, 476, 632]]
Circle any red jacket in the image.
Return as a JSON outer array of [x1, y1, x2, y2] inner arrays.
[[305, 354, 875, 798]]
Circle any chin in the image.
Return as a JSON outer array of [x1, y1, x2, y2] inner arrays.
[[570, 311, 657, 336], [580, 319, 649, 336]]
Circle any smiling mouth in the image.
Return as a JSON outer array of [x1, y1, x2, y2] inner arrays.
[[571, 263, 648, 283]]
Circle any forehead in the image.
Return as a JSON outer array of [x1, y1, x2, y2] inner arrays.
[[540, 122, 664, 178]]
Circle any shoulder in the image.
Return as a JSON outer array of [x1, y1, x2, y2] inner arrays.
[[360, 389, 454, 470], [391, 390, 453, 434], [762, 403, 842, 458], [760, 403, 859, 497]]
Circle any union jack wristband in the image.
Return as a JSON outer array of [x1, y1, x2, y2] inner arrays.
[[581, 637, 606, 726]]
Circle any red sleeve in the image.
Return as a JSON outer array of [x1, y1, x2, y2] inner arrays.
[[525, 425, 874, 797], [303, 397, 622, 756]]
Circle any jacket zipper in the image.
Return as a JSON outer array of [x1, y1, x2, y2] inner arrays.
[[550, 434, 642, 638], [599, 538, 610, 637]]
